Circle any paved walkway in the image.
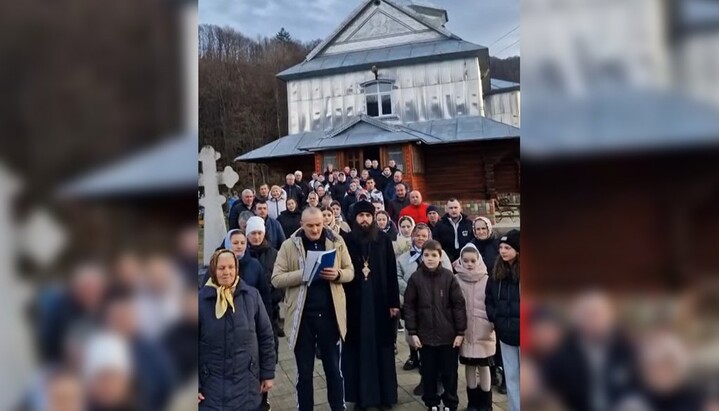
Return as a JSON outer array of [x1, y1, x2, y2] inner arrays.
[[268, 331, 508, 411]]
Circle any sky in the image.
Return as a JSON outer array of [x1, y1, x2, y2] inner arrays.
[[199, 0, 520, 57]]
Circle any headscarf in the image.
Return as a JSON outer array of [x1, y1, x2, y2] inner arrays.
[[453, 243, 487, 282], [409, 223, 433, 264], [222, 229, 246, 259], [205, 249, 240, 319], [474, 216, 494, 239], [398, 215, 416, 240]]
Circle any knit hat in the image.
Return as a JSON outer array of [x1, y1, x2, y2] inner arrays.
[[426, 204, 439, 215], [245, 216, 266, 235], [498, 229, 520, 252], [83, 332, 132, 381]]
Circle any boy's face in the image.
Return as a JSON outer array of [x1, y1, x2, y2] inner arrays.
[[423, 249, 441, 269]]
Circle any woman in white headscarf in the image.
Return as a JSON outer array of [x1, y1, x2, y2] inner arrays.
[[393, 215, 416, 256]]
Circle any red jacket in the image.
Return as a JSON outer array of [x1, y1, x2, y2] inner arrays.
[[399, 203, 429, 224]]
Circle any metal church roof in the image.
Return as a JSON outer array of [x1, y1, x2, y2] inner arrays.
[[277, 39, 487, 81], [236, 115, 519, 162]]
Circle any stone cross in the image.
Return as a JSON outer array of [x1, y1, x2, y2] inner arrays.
[[198, 145, 239, 265], [0, 164, 66, 410]]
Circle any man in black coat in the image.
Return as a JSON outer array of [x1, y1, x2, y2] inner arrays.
[[228, 189, 255, 230], [387, 183, 410, 223], [433, 199, 474, 262], [341, 201, 400, 409], [283, 173, 306, 207]]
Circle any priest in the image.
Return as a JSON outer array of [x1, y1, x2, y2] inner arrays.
[[341, 200, 400, 409]]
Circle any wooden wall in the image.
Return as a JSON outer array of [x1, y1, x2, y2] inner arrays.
[[405, 139, 519, 201]]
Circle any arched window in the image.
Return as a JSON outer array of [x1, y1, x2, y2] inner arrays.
[[361, 79, 394, 117]]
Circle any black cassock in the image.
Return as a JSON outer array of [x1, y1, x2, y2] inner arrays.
[[341, 230, 400, 408]]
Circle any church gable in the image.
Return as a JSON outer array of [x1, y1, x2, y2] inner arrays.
[[311, 0, 449, 59]]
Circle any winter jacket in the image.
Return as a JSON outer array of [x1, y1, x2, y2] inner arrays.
[[399, 203, 429, 225], [380, 221, 398, 241], [455, 269, 496, 359], [248, 241, 281, 314], [297, 180, 311, 201], [404, 265, 467, 347], [434, 213, 474, 262], [267, 192, 287, 220], [263, 216, 286, 250], [368, 188, 384, 205], [341, 190, 358, 218], [277, 209, 302, 239], [330, 180, 349, 201], [228, 201, 254, 230], [393, 235, 412, 256], [471, 236, 500, 273], [388, 196, 410, 222], [282, 184, 305, 206], [271, 228, 354, 350], [396, 248, 452, 303], [201, 252, 272, 321], [384, 180, 411, 203], [485, 270, 520, 346], [199, 280, 276, 411]]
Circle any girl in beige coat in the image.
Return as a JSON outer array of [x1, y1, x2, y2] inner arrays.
[[453, 243, 496, 411]]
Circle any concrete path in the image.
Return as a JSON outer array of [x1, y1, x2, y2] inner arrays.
[[268, 331, 508, 411]]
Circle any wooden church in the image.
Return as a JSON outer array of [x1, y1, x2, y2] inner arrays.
[[236, 0, 520, 218]]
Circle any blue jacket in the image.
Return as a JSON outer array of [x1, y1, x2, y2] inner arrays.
[[199, 280, 276, 411], [264, 217, 286, 250]]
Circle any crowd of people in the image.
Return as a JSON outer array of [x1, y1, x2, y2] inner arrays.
[[18, 227, 200, 411], [523, 291, 719, 411], [203, 160, 521, 411]]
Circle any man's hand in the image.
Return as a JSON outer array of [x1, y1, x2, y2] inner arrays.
[[260, 379, 274, 393], [198, 393, 205, 403], [320, 267, 339, 281], [453, 336, 464, 348], [389, 308, 400, 317], [411, 335, 422, 349]]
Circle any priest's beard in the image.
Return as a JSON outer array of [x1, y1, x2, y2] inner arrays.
[[353, 221, 378, 243]]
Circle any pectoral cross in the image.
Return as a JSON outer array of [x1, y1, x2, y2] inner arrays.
[[362, 261, 370, 281]]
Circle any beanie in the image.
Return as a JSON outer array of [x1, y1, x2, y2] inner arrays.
[[426, 204, 439, 215], [498, 229, 520, 252], [246, 216, 266, 235]]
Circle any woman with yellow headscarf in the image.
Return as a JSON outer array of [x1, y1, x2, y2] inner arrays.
[[198, 249, 276, 411]]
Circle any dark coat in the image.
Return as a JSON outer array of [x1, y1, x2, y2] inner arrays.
[[340, 230, 400, 347], [484, 270, 520, 346], [248, 241, 281, 315], [380, 221, 399, 241], [387, 196, 410, 223], [201, 252, 272, 320], [471, 236, 500, 272], [228, 201, 254, 230], [297, 180, 311, 201], [434, 213, 474, 262], [543, 331, 639, 411], [404, 265, 467, 346], [132, 337, 176, 411], [263, 216, 286, 250], [330, 180, 349, 201], [161, 319, 198, 385], [341, 191, 358, 218], [199, 280, 276, 411], [282, 184, 305, 206], [277, 209, 302, 238]]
